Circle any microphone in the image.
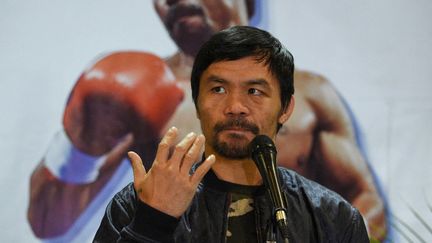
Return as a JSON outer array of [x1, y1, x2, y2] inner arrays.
[[250, 135, 289, 240]]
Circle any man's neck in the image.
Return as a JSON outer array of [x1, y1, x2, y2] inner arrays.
[[165, 51, 195, 81], [211, 156, 263, 186]]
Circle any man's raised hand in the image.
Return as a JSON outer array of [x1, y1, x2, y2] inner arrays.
[[127, 127, 215, 218]]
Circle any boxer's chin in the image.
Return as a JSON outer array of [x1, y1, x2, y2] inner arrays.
[[170, 18, 213, 57]]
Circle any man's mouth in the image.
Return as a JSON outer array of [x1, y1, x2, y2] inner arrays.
[[223, 127, 252, 133]]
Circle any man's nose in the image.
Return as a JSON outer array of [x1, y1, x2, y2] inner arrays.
[[224, 93, 249, 116]]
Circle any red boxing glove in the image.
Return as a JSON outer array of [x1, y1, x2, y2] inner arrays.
[[63, 51, 184, 157]]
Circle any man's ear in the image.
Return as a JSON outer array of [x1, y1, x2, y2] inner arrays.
[[278, 96, 295, 124]]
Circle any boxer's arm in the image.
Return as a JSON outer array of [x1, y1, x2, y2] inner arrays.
[[27, 130, 132, 238], [315, 127, 386, 240], [304, 73, 386, 240], [28, 51, 183, 239]]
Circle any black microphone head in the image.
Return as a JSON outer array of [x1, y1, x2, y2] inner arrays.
[[249, 135, 277, 157]]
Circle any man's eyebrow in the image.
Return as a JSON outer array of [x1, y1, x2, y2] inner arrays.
[[206, 75, 270, 87], [246, 78, 270, 87], [205, 75, 228, 84]]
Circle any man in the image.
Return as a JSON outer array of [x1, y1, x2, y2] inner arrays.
[[94, 26, 369, 242], [28, 0, 386, 241], [157, 1, 386, 239]]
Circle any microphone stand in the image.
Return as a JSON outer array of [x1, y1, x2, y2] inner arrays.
[[274, 207, 290, 243], [266, 201, 290, 243], [265, 210, 290, 243]]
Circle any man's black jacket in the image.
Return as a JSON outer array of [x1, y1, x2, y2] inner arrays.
[[93, 168, 368, 242]]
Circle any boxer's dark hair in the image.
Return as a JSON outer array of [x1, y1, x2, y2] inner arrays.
[[191, 26, 295, 128]]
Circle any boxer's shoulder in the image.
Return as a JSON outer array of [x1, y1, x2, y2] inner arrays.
[[294, 69, 330, 90]]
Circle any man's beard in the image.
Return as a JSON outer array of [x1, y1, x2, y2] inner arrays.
[[165, 3, 214, 57], [211, 118, 260, 159]]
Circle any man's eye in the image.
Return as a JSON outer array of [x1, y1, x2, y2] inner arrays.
[[212, 87, 226, 93], [248, 88, 262, 95]]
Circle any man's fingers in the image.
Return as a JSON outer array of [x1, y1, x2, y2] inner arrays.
[[155, 127, 178, 164], [180, 134, 205, 175], [128, 151, 147, 181], [169, 132, 197, 169], [191, 154, 216, 184]]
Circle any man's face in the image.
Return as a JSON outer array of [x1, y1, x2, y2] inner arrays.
[[153, 0, 248, 56], [196, 56, 293, 159]]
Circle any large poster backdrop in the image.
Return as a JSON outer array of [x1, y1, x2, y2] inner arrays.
[[1, 0, 431, 242]]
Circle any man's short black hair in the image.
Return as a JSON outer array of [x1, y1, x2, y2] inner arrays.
[[191, 25, 295, 113]]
